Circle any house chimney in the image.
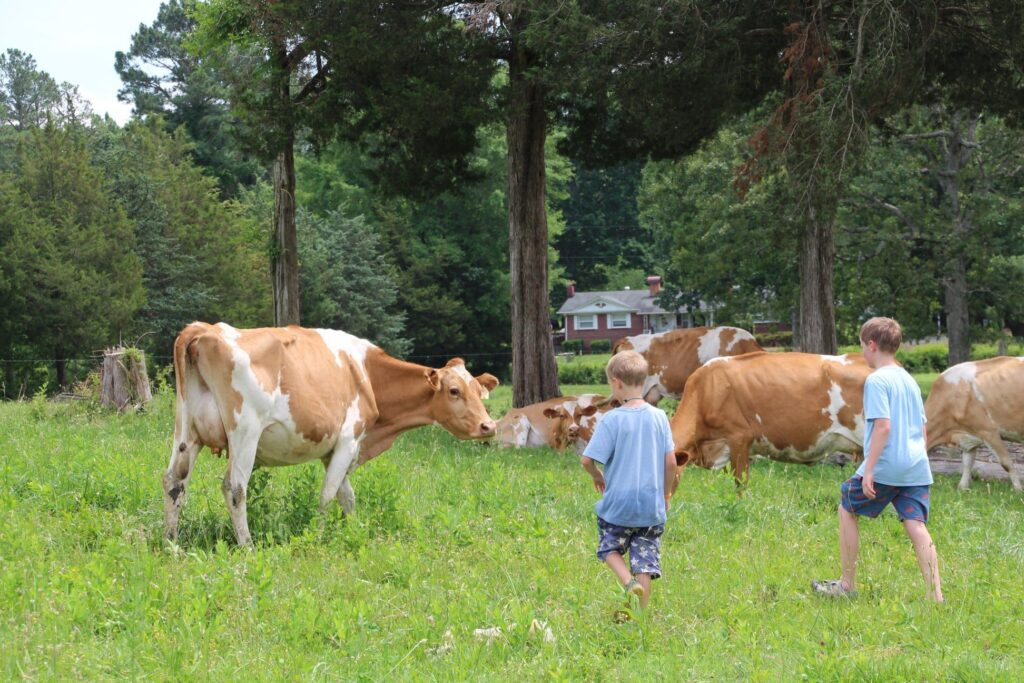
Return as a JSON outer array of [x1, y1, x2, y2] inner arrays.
[[566, 282, 575, 298], [646, 275, 662, 297]]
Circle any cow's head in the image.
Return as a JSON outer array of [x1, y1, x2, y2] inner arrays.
[[612, 337, 634, 355], [425, 358, 499, 439], [543, 395, 621, 453]]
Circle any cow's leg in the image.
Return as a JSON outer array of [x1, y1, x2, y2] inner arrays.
[[222, 428, 259, 546], [977, 432, 1023, 491], [958, 445, 976, 491], [320, 437, 359, 514], [730, 439, 752, 494], [163, 434, 201, 540]]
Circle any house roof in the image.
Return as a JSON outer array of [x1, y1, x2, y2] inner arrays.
[[557, 289, 699, 316]]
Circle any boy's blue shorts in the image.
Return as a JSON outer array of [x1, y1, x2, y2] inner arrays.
[[596, 517, 664, 578], [840, 475, 931, 523]]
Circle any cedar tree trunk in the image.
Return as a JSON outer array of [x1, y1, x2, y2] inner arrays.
[[507, 42, 560, 408]]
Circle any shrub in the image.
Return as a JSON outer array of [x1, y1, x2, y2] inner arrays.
[[557, 363, 606, 385], [756, 331, 793, 348], [590, 339, 612, 354], [561, 340, 583, 354], [896, 343, 948, 373]]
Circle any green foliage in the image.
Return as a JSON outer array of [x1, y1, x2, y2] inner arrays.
[[556, 363, 606, 385], [5, 124, 144, 385], [895, 344, 950, 374], [756, 331, 794, 348], [2, 398, 1023, 678], [297, 208, 410, 356], [114, 0, 258, 196], [94, 119, 272, 357], [589, 340, 612, 354], [560, 340, 582, 354]]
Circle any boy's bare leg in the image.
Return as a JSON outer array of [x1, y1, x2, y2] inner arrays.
[[839, 505, 860, 592], [635, 573, 652, 609], [903, 520, 944, 601], [604, 552, 633, 586]]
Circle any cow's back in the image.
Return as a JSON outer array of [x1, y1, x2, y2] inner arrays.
[[927, 357, 1024, 447]]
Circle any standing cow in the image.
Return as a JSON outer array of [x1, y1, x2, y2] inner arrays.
[[925, 357, 1024, 491], [165, 322, 498, 546], [671, 352, 873, 489], [612, 326, 763, 404]]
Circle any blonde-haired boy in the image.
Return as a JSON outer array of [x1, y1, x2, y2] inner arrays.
[[581, 350, 676, 615]]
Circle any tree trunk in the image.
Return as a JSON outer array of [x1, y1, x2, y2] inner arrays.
[[797, 206, 838, 354], [944, 253, 971, 366], [507, 41, 560, 408], [55, 342, 67, 390], [271, 41, 300, 327]]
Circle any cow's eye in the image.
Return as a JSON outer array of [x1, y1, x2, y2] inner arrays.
[[449, 387, 460, 397]]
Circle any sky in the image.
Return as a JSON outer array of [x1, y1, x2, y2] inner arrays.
[[0, 0, 167, 124]]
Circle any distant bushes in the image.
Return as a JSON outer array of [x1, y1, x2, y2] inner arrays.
[[561, 340, 583, 354], [756, 331, 793, 348], [557, 363, 607, 385], [590, 339, 612, 354]]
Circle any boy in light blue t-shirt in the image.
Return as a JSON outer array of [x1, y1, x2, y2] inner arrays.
[[581, 350, 676, 614], [813, 317, 944, 602]]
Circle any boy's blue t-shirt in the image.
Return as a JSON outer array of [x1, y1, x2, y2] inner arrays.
[[583, 404, 675, 527], [857, 364, 933, 486]]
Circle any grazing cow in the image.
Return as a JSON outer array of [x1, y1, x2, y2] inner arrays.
[[494, 394, 617, 454], [925, 357, 1024, 491], [165, 322, 499, 546], [612, 326, 764, 404], [671, 352, 873, 489]]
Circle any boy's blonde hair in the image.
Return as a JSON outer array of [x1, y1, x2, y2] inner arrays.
[[606, 350, 649, 387], [860, 317, 902, 354]]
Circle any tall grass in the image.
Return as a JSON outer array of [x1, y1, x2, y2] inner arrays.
[[1, 390, 1022, 680]]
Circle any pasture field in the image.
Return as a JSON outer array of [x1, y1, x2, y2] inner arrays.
[[2, 385, 1023, 681]]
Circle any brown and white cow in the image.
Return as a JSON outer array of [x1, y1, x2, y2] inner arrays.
[[671, 352, 873, 489], [165, 322, 498, 545], [612, 326, 763, 404], [925, 357, 1024, 491], [494, 394, 617, 454]]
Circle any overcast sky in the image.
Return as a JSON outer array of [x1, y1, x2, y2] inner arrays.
[[0, 0, 167, 124]]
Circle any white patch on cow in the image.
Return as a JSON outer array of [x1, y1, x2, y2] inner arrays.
[[942, 362, 978, 384], [724, 327, 756, 351], [755, 413, 763, 424], [821, 354, 853, 365], [316, 329, 376, 380], [704, 356, 732, 367], [822, 381, 861, 443], [697, 329, 722, 365], [627, 332, 664, 356], [449, 363, 487, 397], [216, 322, 241, 340]]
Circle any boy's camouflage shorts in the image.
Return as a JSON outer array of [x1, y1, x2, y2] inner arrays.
[[596, 517, 664, 578]]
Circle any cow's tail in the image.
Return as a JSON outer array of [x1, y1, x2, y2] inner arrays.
[[171, 323, 207, 449]]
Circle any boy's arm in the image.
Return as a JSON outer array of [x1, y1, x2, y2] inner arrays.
[[861, 418, 891, 498], [663, 450, 676, 509], [580, 456, 605, 493]]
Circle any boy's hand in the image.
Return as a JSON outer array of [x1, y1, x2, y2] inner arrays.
[[591, 473, 605, 493], [862, 471, 876, 498]]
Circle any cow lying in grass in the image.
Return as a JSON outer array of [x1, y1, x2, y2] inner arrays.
[[494, 394, 618, 454]]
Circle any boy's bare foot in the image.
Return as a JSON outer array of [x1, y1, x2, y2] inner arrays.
[[625, 578, 645, 602]]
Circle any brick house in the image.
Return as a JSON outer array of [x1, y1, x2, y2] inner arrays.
[[556, 276, 714, 352]]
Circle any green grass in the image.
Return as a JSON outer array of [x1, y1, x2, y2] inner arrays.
[[2, 390, 1023, 681]]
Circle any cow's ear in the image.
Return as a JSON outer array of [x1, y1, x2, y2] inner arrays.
[[581, 405, 599, 416], [675, 450, 690, 466], [476, 373, 499, 391], [425, 368, 440, 390], [444, 357, 466, 368], [542, 407, 560, 418]]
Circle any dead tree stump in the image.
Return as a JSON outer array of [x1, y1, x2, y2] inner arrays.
[[100, 347, 152, 411]]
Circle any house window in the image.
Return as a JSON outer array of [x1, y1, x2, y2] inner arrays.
[[575, 314, 597, 330], [608, 313, 630, 329]]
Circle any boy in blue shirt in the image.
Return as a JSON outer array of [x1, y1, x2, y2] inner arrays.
[[813, 317, 944, 602], [581, 350, 676, 612]]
